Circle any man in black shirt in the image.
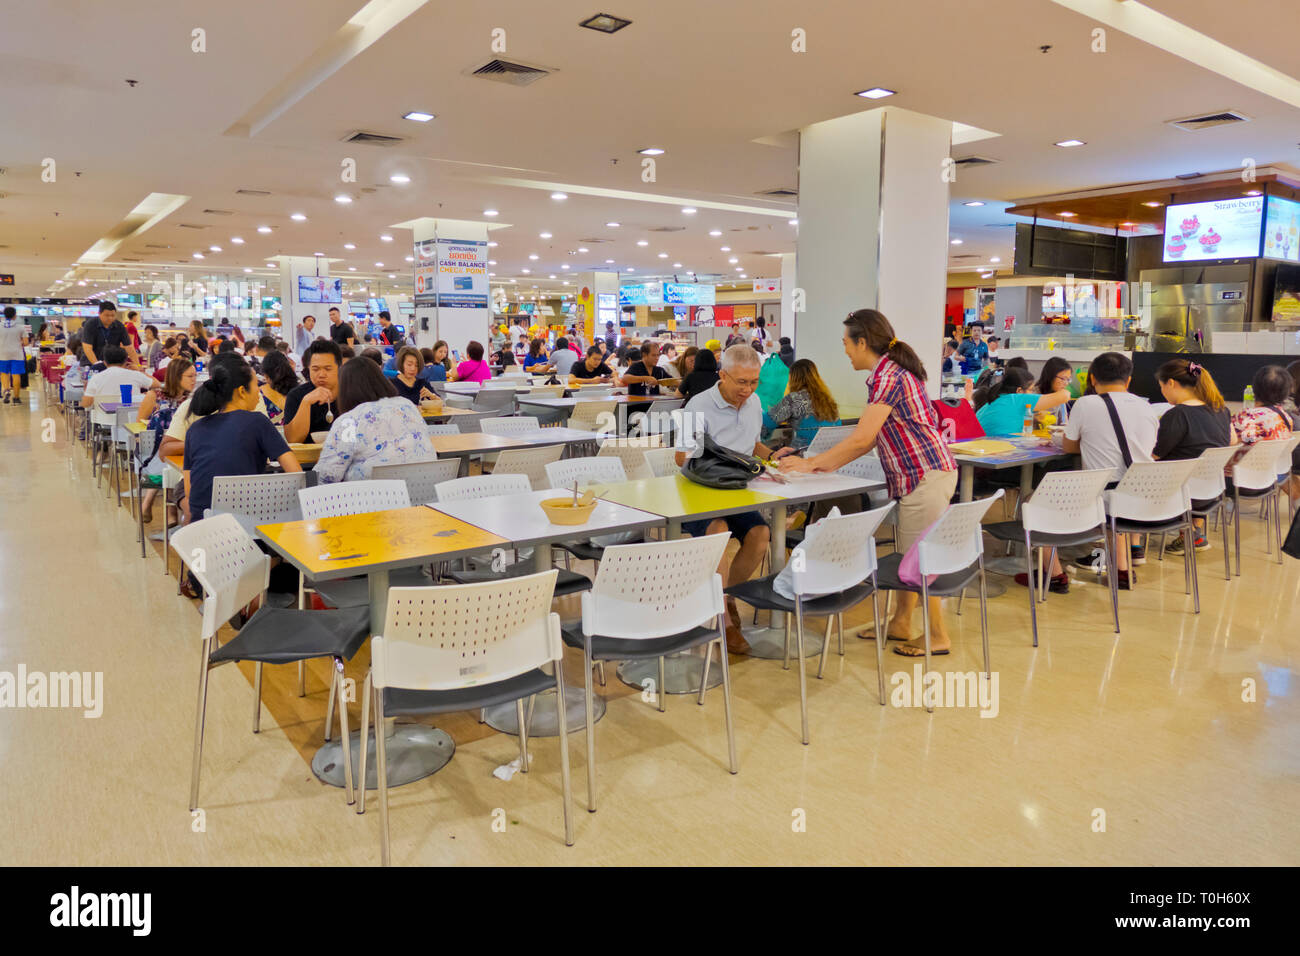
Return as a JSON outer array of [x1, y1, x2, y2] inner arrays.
[[282, 339, 342, 443], [376, 310, 404, 348], [569, 345, 614, 384], [327, 306, 356, 347], [621, 341, 678, 396], [81, 301, 138, 366]]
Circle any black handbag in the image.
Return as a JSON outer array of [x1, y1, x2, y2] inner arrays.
[[680, 434, 764, 489], [1283, 507, 1300, 561]]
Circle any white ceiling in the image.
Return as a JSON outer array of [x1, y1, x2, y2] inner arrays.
[[2, 0, 1299, 300]]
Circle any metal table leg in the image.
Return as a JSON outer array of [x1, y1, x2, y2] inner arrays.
[[959, 464, 974, 502]]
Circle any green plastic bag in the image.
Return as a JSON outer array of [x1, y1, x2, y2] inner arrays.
[[756, 354, 790, 411]]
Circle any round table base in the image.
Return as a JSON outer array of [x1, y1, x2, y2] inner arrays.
[[482, 684, 606, 736], [617, 652, 722, 695], [740, 623, 825, 660], [311, 725, 454, 790], [984, 554, 1030, 577]]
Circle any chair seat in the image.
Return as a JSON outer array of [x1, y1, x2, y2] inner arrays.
[[561, 623, 719, 661], [1191, 495, 1224, 515], [555, 537, 644, 562], [1112, 515, 1189, 535], [447, 565, 592, 596], [312, 566, 433, 608], [725, 573, 874, 616], [382, 667, 554, 717], [874, 551, 979, 597], [984, 519, 1104, 549], [209, 605, 370, 665]]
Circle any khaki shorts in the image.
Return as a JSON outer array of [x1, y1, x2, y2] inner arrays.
[[895, 468, 958, 553]]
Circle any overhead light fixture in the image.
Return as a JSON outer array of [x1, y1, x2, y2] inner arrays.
[[578, 246, 589, 253], [209, 245, 222, 252], [265, 263, 275, 268], [529, 254, 539, 260], [290, 213, 307, 221], [230, 236, 244, 244], [257, 225, 272, 233], [855, 87, 896, 99], [728, 257, 739, 264], [606, 221, 620, 227], [243, 267, 252, 273], [673, 262, 682, 268], [403, 111, 435, 122], [739, 273, 747, 278], [605, 258, 615, 264], [488, 241, 498, 247], [1059, 211, 1077, 217], [540, 232, 552, 238], [343, 243, 356, 250], [686, 270, 695, 276], [709, 229, 722, 236], [636, 147, 664, 156], [389, 173, 411, 184], [658, 252, 668, 258], [550, 192, 568, 200], [789, 219, 798, 225], [1245, 189, 1263, 196], [388, 274, 396, 279], [1054, 139, 1086, 148], [488, 259, 497, 265], [192, 252, 204, 259], [636, 239, 648, 246], [374, 262, 384, 267], [734, 267, 743, 272], [991, 257, 1002, 263], [405, 256, 415, 262], [681, 207, 697, 215], [1121, 221, 1136, 227], [579, 13, 633, 34], [483, 209, 499, 217], [314, 252, 324, 257], [561, 264, 570, 269], [379, 234, 393, 242], [1143, 201, 1164, 207], [720, 246, 731, 252], [549, 274, 557, 279], [963, 201, 986, 207], [334, 194, 353, 204], [626, 267, 634, 272], [950, 239, 963, 245], [522, 268, 531, 274], [348, 266, 357, 272]]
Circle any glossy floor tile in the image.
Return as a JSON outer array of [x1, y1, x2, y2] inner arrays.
[[1, 395, 1297, 865]]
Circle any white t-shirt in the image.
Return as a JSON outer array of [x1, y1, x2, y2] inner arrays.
[[1064, 392, 1162, 481], [84, 366, 155, 401], [0, 320, 27, 361]]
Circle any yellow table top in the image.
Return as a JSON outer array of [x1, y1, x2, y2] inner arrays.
[[590, 474, 784, 520], [124, 421, 147, 434], [165, 444, 319, 469], [257, 506, 507, 578], [421, 406, 477, 418], [430, 433, 516, 455]]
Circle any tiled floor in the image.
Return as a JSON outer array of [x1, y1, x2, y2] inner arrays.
[[1, 392, 1297, 865]]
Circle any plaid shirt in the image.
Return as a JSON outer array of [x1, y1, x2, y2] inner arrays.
[[867, 357, 956, 498]]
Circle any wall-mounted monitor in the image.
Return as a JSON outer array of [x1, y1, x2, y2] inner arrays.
[[1162, 197, 1264, 262], [367, 297, 388, 313], [116, 293, 143, 306], [146, 294, 168, 310], [297, 276, 343, 303], [260, 296, 281, 311], [1262, 196, 1300, 263]]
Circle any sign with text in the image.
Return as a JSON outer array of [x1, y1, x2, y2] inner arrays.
[[433, 238, 488, 309], [663, 282, 715, 306], [0, 274, 14, 286], [414, 239, 438, 306], [752, 277, 780, 295]]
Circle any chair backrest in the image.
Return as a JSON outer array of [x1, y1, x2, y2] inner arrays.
[[582, 533, 730, 640], [641, 398, 683, 437], [545, 456, 627, 490], [370, 458, 461, 504], [1233, 437, 1295, 490], [480, 415, 541, 437], [471, 388, 516, 412], [1020, 468, 1113, 535], [1106, 459, 1197, 523], [170, 514, 269, 642], [211, 471, 307, 523], [643, 446, 680, 478], [837, 452, 887, 483], [374, 572, 562, 691], [569, 400, 617, 434], [807, 424, 857, 457], [915, 491, 1004, 576], [578, 385, 613, 398], [491, 445, 564, 489], [133, 427, 160, 466], [434, 473, 532, 503], [298, 479, 411, 519], [446, 412, 491, 433], [597, 436, 661, 479], [791, 502, 895, 596], [425, 423, 460, 436], [525, 385, 565, 399], [1185, 444, 1238, 502]]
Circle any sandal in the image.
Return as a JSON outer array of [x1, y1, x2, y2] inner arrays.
[[893, 640, 950, 657]]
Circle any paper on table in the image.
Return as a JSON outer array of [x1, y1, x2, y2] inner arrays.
[[948, 439, 1019, 456]]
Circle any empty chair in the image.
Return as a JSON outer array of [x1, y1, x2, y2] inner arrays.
[[1104, 458, 1201, 615], [568, 400, 618, 435], [628, 397, 683, 438], [425, 423, 460, 436], [358, 571, 573, 865], [807, 424, 858, 457], [984, 469, 1115, 646], [471, 388, 516, 413], [445, 412, 492, 434], [1228, 438, 1298, 570], [875, 491, 1004, 711], [725, 504, 895, 743], [206, 471, 307, 533], [546, 456, 627, 492], [480, 415, 541, 437], [298, 479, 410, 519], [1182, 444, 1241, 581], [370, 458, 461, 505], [525, 385, 565, 399], [597, 435, 662, 480], [564, 533, 735, 811], [490, 445, 564, 489], [434, 473, 531, 503], [576, 385, 613, 398], [171, 515, 369, 811], [643, 446, 680, 478]]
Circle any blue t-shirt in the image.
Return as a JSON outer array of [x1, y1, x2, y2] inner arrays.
[[418, 362, 447, 382], [523, 353, 549, 370], [184, 409, 291, 519], [975, 392, 1038, 436], [958, 339, 988, 364]]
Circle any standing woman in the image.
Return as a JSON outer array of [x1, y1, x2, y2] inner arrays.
[[778, 309, 959, 656]]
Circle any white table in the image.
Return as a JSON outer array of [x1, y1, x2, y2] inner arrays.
[[428, 490, 665, 735], [519, 394, 653, 434]]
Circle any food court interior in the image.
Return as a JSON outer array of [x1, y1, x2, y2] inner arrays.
[[2, 0, 1298, 869]]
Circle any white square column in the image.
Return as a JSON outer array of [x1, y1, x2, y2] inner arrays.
[[406, 218, 492, 356], [797, 107, 952, 403], [278, 256, 330, 348]]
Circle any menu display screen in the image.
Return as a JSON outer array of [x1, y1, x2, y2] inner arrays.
[[1163, 197, 1264, 262], [1263, 196, 1300, 262], [297, 276, 342, 303]]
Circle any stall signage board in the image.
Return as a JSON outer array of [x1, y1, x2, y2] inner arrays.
[[433, 238, 488, 309], [663, 282, 715, 306], [0, 274, 14, 286], [752, 277, 780, 294], [414, 239, 438, 306]]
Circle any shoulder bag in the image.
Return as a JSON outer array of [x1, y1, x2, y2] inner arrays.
[[680, 434, 764, 489]]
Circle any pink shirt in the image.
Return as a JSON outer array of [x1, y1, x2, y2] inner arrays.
[[456, 359, 491, 384]]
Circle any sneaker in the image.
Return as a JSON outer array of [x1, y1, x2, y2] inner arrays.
[[1014, 572, 1070, 594], [1073, 549, 1106, 574], [1165, 535, 1210, 555], [1130, 544, 1147, 566]]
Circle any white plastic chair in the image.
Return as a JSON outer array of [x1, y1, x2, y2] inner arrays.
[[807, 424, 857, 457], [597, 435, 661, 480], [628, 397, 683, 438], [577, 385, 613, 398], [569, 400, 618, 435], [207, 472, 307, 531], [470, 388, 516, 413], [545, 456, 627, 491], [298, 479, 411, 519], [1229, 438, 1296, 569], [643, 446, 680, 478], [572, 533, 734, 811], [359, 571, 573, 865], [434, 473, 531, 503], [1184, 444, 1240, 581], [370, 458, 460, 505], [171, 515, 367, 811], [426, 423, 460, 436], [1105, 458, 1200, 615], [491, 445, 564, 489]]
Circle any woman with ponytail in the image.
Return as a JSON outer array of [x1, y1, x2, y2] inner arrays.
[[973, 364, 1071, 435], [779, 308, 960, 655]]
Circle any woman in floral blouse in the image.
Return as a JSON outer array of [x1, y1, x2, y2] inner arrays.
[[1228, 365, 1294, 473], [314, 357, 434, 484], [137, 358, 195, 523]]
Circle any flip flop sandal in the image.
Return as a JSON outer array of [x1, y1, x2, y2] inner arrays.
[[856, 629, 915, 642], [893, 643, 950, 657]]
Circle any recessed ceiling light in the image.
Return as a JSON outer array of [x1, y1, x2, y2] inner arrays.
[[681, 207, 697, 215], [341, 243, 356, 251], [658, 252, 668, 258], [334, 195, 353, 204], [728, 257, 739, 264], [389, 174, 411, 184], [687, 270, 695, 276], [740, 274, 747, 278], [708, 229, 722, 237], [209, 245, 222, 252], [636, 239, 648, 246], [950, 239, 963, 245], [734, 267, 743, 272], [719, 246, 731, 252], [1054, 139, 1086, 148], [529, 254, 539, 260], [488, 259, 497, 265], [348, 266, 357, 272], [605, 258, 615, 264], [673, 262, 682, 268], [550, 192, 568, 200], [578, 246, 589, 253], [1245, 189, 1263, 196], [290, 213, 307, 221], [963, 201, 986, 207], [540, 232, 552, 239], [1060, 211, 1077, 217], [488, 272, 496, 277], [257, 225, 272, 233], [561, 264, 570, 269], [243, 267, 252, 273], [405, 256, 414, 262], [231, 236, 244, 244], [314, 252, 324, 257], [789, 219, 798, 226], [637, 147, 665, 156], [380, 234, 393, 242], [192, 252, 204, 259], [991, 257, 1001, 263], [388, 274, 396, 279], [265, 263, 275, 268], [580, 13, 632, 33], [855, 87, 896, 99], [483, 209, 499, 217], [606, 221, 620, 228], [374, 262, 384, 267], [1143, 201, 1163, 208], [522, 268, 531, 274], [403, 111, 435, 122], [626, 267, 634, 272], [549, 274, 557, 279], [487, 241, 498, 248]]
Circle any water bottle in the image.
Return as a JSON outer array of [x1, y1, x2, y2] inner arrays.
[[1243, 385, 1254, 409], [1022, 405, 1034, 437]]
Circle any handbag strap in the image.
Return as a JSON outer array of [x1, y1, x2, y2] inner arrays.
[[1100, 392, 1132, 469]]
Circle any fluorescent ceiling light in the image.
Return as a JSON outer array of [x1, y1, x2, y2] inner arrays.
[[380, 234, 393, 242], [1054, 139, 1086, 148], [636, 240, 648, 246], [483, 209, 499, 217], [963, 201, 986, 207], [1143, 201, 1163, 207], [578, 247, 589, 253], [390, 173, 410, 184], [606, 221, 620, 227], [403, 111, 435, 122], [290, 213, 307, 221], [334, 194, 353, 203], [257, 225, 272, 233], [728, 257, 738, 264], [673, 262, 682, 268], [374, 262, 384, 267], [855, 87, 895, 99], [344, 243, 356, 250], [605, 259, 615, 264], [348, 267, 357, 271], [637, 147, 665, 156], [950, 239, 963, 245], [231, 236, 245, 244], [550, 192, 568, 200], [209, 245, 222, 252], [529, 254, 539, 260], [720, 246, 731, 252], [540, 232, 552, 238], [192, 252, 204, 259], [709, 229, 722, 236], [1059, 211, 1077, 217], [658, 252, 668, 258], [681, 207, 696, 215], [488, 241, 498, 247]]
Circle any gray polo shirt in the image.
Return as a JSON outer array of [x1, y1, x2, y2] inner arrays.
[[551, 348, 579, 377], [677, 383, 762, 455]]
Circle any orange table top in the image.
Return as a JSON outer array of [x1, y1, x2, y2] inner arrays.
[[429, 433, 517, 455]]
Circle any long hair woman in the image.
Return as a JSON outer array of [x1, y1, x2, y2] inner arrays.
[[763, 358, 841, 449], [258, 349, 300, 425], [314, 357, 433, 483], [778, 309, 959, 656], [1152, 357, 1231, 554], [137, 357, 196, 524], [974, 364, 1070, 436]]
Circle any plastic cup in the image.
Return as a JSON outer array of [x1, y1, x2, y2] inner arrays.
[[120, 384, 133, 405]]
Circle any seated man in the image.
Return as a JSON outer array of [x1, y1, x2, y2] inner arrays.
[[621, 341, 678, 397], [569, 345, 614, 385], [675, 344, 792, 652], [80, 345, 157, 409]]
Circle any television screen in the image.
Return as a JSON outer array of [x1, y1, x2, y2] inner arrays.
[[1163, 197, 1264, 262], [1262, 196, 1300, 262], [116, 293, 143, 306], [297, 276, 343, 304], [260, 296, 281, 311], [1270, 262, 1300, 322], [147, 294, 168, 310], [367, 298, 380, 313]]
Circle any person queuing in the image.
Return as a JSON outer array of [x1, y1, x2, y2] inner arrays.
[[391, 346, 439, 405], [282, 339, 342, 443], [621, 341, 678, 396], [257, 350, 300, 425], [762, 358, 841, 450], [569, 345, 615, 385], [327, 306, 356, 347], [779, 309, 959, 657], [314, 358, 434, 483], [675, 344, 795, 651], [0, 306, 30, 405], [82, 302, 140, 367]]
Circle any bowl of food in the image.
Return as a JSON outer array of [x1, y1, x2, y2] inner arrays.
[[310, 431, 329, 444], [539, 492, 597, 525]]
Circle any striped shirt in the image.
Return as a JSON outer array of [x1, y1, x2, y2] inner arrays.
[[867, 357, 956, 498]]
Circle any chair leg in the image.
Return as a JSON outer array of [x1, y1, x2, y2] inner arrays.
[[1274, 490, 1284, 566], [815, 615, 833, 680], [717, 625, 738, 774], [189, 639, 214, 811], [583, 638, 597, 813], [656, 656, 666, 713], [516, 699, 530, 773], [1220, 506, 1231, 581], [837, 613, 845, 656], [1182, 524, 1192, 596], [1186, 517, 1201, 614], [871, 585, 886, 706], [553, 661, 574, 846], [1025, 535, 1039, 648], [978, 565, 991, 678], [324, 660, 336, 742], [375, 681, 390, 866], [1106, 520, 1120, 634], [252, 662, 263, 733], [697, 643, 710, 706], [782, 612, 791, 670], [335, 658, 355, 806], [794, 600, 809, 744], [920, 581, 933, 714], [956, 589, 964, 616], [1233, 489, 1242, 576], [596, 660, 606, 687], [357, 670, 372, 815]]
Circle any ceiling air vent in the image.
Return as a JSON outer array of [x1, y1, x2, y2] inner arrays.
[[144, 243, 170, 249], [1167, 110, 1250, 132], [177, 223, 208, 229], [202, 208, 234, 216], [236, 188, 272, 197], [577, 238, 612, 244], [756, 187, 798, 197], [648, 226, 686, 232], [954, 156, 998, 167], [342, 130, 404, 147], [470, 58, 552, 87]]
